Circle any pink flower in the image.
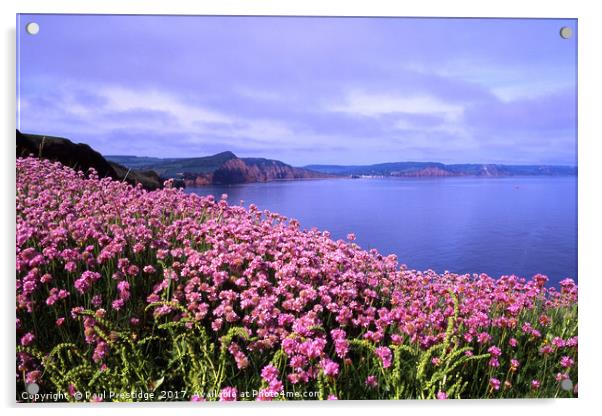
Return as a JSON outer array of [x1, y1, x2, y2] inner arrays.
[[73, 271, 101, 294], [111, 298, 125, 311], [489, 378, 501, 391], [365, 375, 378, 388], [560, 356, 574, 368], [487, 345, 502, 357], [555, 372, 569, 381], [552, 337, 566, 348], [488, 358, 500, 368], [92, 341, 109, 362], [20, 332, 35, 346], [91, 294, 103, 307], [25, 370, 41, 384], [261, 364, 279, 382], [477, 332, 492, 345], [436, 391, 448, 400], [154, 304, 173, 317], [117, 280, 130, 294], [320, 359, 340, 377], [534, 274, 549, 286], [531, 380, 541, 390], [327, 394, 338, 400], [143, 265, 156, 274], [539, 344, 554, 355], [375, 346, 392, 369]]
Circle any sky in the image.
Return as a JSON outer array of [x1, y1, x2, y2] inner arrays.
[[17, 15, 577, 166]]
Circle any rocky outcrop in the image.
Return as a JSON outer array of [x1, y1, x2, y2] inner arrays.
[[181, 156, 330, 186]]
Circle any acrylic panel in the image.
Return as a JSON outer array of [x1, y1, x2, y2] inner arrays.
[[16, 14, 578, 402]]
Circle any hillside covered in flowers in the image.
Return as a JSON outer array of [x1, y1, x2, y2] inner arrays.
[[16, 157, 578, 401]]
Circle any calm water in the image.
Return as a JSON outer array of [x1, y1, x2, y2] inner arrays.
[[186, 177, 577, 285]]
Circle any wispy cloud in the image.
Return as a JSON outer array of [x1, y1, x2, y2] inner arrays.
[[328, 91, 465, 122]]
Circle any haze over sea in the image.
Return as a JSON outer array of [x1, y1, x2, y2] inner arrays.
[[186, 176, 577, 286]]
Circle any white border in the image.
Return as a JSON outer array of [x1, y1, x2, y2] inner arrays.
[[2, 1, 601, 416]]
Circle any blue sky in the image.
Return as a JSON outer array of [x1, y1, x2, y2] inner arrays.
[[17, 15, 577, 166]]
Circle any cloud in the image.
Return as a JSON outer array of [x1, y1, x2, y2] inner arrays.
[[101, 87, 231, 127], [328, 91, 465, 122], [17, 15, 577, 165]]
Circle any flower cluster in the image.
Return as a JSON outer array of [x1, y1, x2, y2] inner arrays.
[[16, 157, 578, 400]]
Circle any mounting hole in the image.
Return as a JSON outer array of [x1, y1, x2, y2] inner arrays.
[[26, 22, 40, 35], [561, 378, 573, 391], [559, 26, 572, 39], [26, 383, 39, 395]]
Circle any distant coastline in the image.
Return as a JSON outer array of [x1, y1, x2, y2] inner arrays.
[[109, 154, 576, 186], [17, 130, 577, 190]]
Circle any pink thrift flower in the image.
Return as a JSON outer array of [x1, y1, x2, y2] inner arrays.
[[555, 372, 569, 382], [375, 346, 392, 368], [320, 359, 340, 377], [552, 337, 566, 348], [487, 345, 502, 357], [111, 298, 125, 311], [143, 265, 156, 274], [91, 294, 103, 307], [261, 364, 279, 382], [25, 370, 41, 384], [20, 332, 35, 346], [488, 357, 500, 368], [477, 332, 492, 345], [365, 375, 378, 388], [560, 356, 574, 368], [539, 344, 554, 355]]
